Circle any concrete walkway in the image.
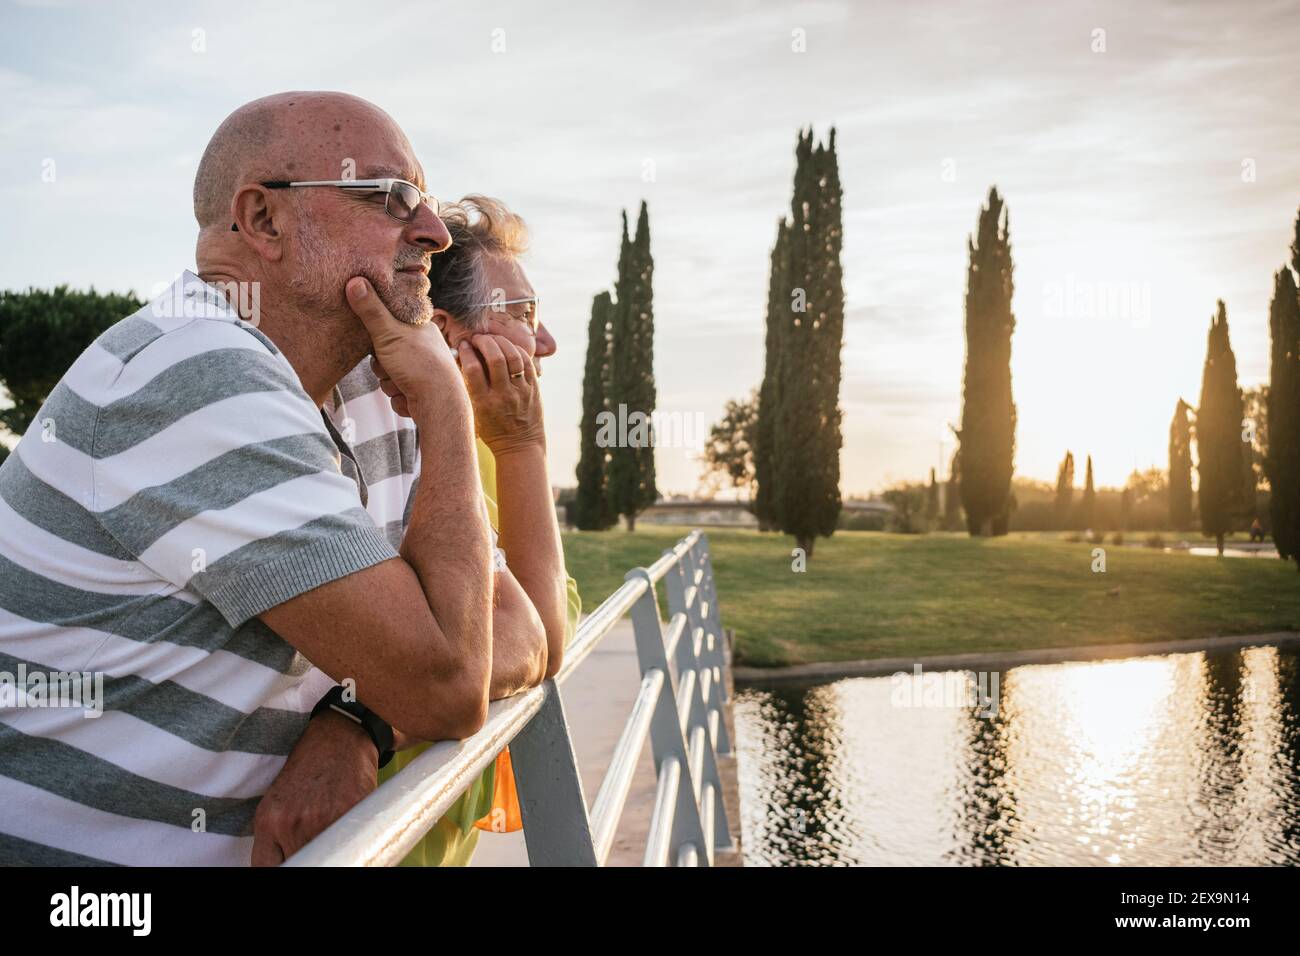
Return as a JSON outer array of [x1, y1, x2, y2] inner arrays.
[[472, 619, 744, 867]]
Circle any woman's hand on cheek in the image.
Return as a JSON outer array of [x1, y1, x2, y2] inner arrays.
[[460, 334, 546, 454]]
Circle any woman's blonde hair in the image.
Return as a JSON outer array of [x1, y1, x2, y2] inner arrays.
[[427, 195, 530, 331]]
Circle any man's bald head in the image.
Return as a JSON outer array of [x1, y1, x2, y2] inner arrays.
[[193, 91, 414, 232], [194, 91, 448, 329]]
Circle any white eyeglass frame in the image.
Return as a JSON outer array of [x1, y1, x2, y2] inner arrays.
[[469, 296, 540, 333]]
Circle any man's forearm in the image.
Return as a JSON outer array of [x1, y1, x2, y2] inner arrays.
[[492, 442, 569, 675]]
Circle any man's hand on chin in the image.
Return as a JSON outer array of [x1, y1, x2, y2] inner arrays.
[[251, 710, 379, 866]]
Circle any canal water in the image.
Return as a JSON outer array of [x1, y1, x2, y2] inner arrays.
[[735, 642, 1300, 865]]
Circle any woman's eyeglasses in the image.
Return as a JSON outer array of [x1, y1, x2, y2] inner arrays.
[[230, 178, 439, 231], [469, 296, 540, 334]]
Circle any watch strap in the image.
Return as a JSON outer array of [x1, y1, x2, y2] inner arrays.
[[310, 685, 395, 768]]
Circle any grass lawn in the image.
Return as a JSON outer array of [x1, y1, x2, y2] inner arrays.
[[561, 526, 1300, 668]]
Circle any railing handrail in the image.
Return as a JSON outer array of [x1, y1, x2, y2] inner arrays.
[[286, 528, 733, 867]]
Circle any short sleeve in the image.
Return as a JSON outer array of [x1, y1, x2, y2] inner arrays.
[[92, 330, 399, 627]]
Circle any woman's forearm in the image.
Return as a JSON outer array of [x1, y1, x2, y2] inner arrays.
[[491, 442, 570, 676], [392, 571, 545, 749], [487, 574, 548, 699]]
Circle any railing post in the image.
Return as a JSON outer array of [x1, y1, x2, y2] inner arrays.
[[625, 568, 712, 866], [676, 639, 735, 857], [697, 533, 730, 704], [668, 542, 732, 756], [509, 680, 599, 866], [655, 549, 735, 856], [692, 536, 736, 851]]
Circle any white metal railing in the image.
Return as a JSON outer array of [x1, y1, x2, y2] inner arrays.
[[286, 529, 734, 867]]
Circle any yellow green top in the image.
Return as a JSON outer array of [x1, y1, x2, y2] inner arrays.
[[377, 439, 581, 866]]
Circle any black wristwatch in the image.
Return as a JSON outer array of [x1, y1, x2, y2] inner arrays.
[[310, 685, 395, 769]]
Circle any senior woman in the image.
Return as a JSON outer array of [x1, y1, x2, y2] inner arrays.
[[375, 195, 579, 865]]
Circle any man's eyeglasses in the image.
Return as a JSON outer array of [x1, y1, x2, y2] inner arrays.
[[230, 178, 440, 231], [470, 296, 540, 334]]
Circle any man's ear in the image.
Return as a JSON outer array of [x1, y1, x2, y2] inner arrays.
[[230, 185, 285, 262]]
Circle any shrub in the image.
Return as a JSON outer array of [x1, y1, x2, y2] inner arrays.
[[0, 286, 142, 437], [838, 511, 887, 532]]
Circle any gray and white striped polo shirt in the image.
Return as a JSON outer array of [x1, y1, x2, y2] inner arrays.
[[0, 272, 399, 866], [325, 361, 421, 550], [326, 360, 507, 569]]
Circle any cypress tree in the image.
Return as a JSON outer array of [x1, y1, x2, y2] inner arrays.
[[1081, 455, 1097, 531], [754, 219, 789, 532], [1241, 389, 1261, 521], [1197, 300, 1246, 555], [925, 467, 940, 530], [1053, 451, 1074, 530], [1169, 399, 1194, 531], [607, 203, 658, 531], [771, 128, 845, 557], [957, 187, 1017, 536], [574, 291, 616, 530], [1266, 262, 1300, 567], [943, 451, 963, 531]]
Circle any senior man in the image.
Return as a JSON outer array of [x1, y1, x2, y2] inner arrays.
[[0, 92, 546, 865]]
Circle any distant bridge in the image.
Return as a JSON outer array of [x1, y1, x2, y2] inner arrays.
[[557, 498, 893, 529], [642, 499, 894, 515]]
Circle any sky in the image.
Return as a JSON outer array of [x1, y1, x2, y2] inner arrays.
[[2, 0, 1298, 496]]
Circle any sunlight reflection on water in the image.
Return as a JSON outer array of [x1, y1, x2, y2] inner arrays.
[[735, 643, 1300, 865]]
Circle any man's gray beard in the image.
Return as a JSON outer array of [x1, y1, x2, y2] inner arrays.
[[292, 222, 432, 326], [387, 283, 433, 326]]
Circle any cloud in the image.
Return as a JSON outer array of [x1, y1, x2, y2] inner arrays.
[[1, 0, 1296, 494]]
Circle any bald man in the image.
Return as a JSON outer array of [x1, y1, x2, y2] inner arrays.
[[0, 92, 547, 865]]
